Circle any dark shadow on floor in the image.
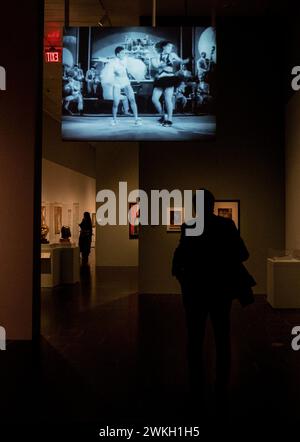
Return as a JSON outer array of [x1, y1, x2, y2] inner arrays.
[[2, 267, 300, 436]]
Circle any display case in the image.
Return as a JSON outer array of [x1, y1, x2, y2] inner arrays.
[[41, 243, 80, 288], [267, 249, 300, 308]]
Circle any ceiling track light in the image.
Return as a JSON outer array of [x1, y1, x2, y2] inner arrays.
[[98, 14, 108, 27], [98, 0, 112, 26]]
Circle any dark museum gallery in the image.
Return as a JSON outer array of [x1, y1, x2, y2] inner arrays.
[[1, 0, 300, 438]]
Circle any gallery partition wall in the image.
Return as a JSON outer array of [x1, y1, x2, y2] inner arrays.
[[0, 2, 43, 341]]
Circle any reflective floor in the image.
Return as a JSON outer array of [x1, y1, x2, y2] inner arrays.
[[1, 254, 300, 436]]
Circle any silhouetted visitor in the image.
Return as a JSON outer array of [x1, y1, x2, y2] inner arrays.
[[172, 189, 255, 404], [79, 212, 93, 265]]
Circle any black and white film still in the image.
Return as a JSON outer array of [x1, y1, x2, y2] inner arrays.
[[62, 26, 216, 141]]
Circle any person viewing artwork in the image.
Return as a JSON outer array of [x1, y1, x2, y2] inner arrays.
[[100, 46, 142, 126], [172, 190, 255, 408], [79, 212, 93, 265], [151, 40, 189, 127]]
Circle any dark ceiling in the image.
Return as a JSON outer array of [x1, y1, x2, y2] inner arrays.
[[45, 0, 287, 26]]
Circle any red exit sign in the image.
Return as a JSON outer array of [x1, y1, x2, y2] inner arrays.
[[45, 49, 61, 63]]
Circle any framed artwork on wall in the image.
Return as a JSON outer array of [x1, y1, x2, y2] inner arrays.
[[67, 208, 72, 228], [167, 207, 184, 232], [91, 213, 96, 228], [214, 200, 240, 230], [129, 202, 139, 239], [41, 206, 46, 225], [54, 206, 62, 234], [72, 203, 80, 242]]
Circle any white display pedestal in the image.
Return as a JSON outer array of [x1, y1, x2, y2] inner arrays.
[[267, 258, 300, 308], [41, 243, 80, 288], [59, 246, 80, 284], [41, 246, 60, 288]]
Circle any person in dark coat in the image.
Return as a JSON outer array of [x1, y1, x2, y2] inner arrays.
[[172, 189, 252, 401], [79, 212, 93, 265]]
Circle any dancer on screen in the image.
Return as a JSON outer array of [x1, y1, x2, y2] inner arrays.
[[152, 41, 189, 127], [100, 46, 142, 126]]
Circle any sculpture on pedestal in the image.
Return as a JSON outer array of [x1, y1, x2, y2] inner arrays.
[[41, 224, 50, 244], [60, 225, 71, 243]]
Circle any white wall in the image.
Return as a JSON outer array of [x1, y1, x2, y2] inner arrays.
[[286, 92, 300, 249], [42, 159, 96, 243], [96, 143, 139, 267]]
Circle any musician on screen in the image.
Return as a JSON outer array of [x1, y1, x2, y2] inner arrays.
[[63, 71, 84, 116], [100, 46, 142, 126], [196, 51, 210, 81], [197, 46, 216, 85], [151, 40, 189, 127]]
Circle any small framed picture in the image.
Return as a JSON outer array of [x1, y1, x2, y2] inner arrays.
[[41, 206, 46, 225], [214, 200, 240, 230], [91, 213, 97, 228], [54, 206, 62, 234], [167, 207, 184, 232], [129, 202, 140, 239]]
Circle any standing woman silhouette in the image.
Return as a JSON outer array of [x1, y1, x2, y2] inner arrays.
[[151, 40, 189, 127], [79, 212, 93, 265]]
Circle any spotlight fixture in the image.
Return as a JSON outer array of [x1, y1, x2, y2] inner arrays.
[[98, 14, 107, 27], [97, 0, 112, 26]]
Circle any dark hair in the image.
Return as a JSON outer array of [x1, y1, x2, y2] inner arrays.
[[83, 212, 92, 229], [115, 46, 125, 55], [193, 189, 215, 214], [155, 40, 173, 54], [200, 51, 207, 58]]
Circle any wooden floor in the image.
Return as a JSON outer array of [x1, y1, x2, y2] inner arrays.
[[62, 115, 216, 141], [1, 259, 300, 436]]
